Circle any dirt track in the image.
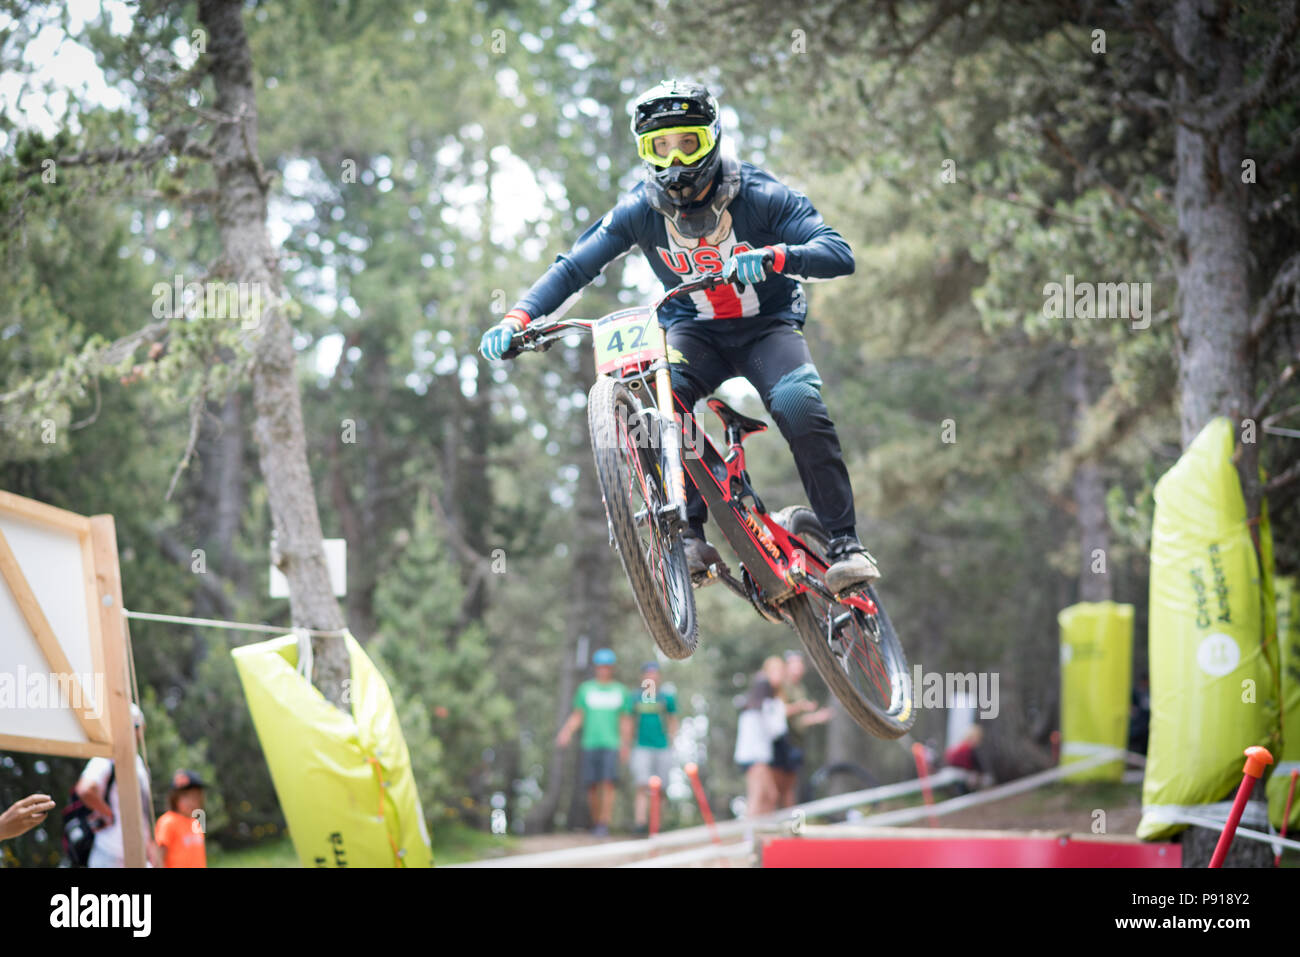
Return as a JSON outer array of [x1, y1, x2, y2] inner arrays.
[[928, 780, 1144, 835]]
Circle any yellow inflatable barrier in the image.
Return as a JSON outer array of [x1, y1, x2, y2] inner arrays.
[[1058, 602, 1133, 781], [231, 633, 433, 867], [1269, 576, 1300, 832], [1137, 417, 1274, 840]]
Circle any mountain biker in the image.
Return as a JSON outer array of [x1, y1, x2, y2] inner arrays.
[[479, 79, 878, 593]]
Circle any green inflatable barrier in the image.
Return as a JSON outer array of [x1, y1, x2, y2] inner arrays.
[[1138, 417, 1273, 840], [1058, 602, 1133, 781], [1269, 576, 1300, 832], [232, 632, 433, 867]]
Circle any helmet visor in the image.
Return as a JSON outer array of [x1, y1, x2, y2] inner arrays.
[[636, 125, 716, 168]]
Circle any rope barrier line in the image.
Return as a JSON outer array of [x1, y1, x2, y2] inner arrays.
[[1156, 812, 1300, 853], [122, 608, 348, 638], [1142, 799, 1270, 828]]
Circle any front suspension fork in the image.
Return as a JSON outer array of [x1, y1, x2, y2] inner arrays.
[[654, 362, 689, 532]]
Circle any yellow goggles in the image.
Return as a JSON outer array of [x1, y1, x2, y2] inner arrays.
[[636, 125, 716, 168]]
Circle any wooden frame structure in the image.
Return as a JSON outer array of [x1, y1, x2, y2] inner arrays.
[[0, 490, 146, 867]]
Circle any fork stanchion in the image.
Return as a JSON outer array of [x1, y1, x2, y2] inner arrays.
[[1209, 746, 1274, 869], [911, 742, 939, 828], [1276, 768, 1299, 868], [1050, 730, 1061, 765]]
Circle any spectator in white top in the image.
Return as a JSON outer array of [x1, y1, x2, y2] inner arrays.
[[733, 674, 787, 817], [75, 703, 160, 867]]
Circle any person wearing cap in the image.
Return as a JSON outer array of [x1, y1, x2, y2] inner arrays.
[[154, 769, 208, 867], [75, 703, 161, 867], [622, 661, 679, 833], [556, 649, 628, 836]]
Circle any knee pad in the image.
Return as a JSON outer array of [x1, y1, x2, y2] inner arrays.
[[766, 363, 826, 434]]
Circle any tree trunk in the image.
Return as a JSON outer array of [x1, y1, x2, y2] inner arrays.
[[210, 389, 245, 578], [198, 0, 348, 707], [825, 699, 857, 787], [1069, 350, 1112, 603], [1172, 0, 1259, 521], [1170, 0, 1267, 866], [1180, 810, 1274, 868], [188, 390, 245, 649]]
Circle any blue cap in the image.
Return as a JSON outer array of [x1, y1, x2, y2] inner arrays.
[[641, 661, 660, 673], [593, 649, 617, 665]]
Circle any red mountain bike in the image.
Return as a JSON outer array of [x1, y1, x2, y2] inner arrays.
[[505, 275, 915, 739]]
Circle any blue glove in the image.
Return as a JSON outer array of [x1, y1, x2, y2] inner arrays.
[[722, 248, 774, 287], [478, 311, 527, 361]]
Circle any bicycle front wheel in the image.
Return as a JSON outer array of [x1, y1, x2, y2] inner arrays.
[[588, 377, 698, 659], [776, 506, 914, 739]]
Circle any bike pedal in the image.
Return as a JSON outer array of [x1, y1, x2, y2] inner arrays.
[[690, 561, 726, 588]]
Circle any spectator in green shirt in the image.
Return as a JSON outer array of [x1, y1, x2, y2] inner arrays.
[[556, 648, 627, 836], [621, 662, 679, 832]]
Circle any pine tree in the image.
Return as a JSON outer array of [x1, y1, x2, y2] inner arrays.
[[371, 491, 515, 826]]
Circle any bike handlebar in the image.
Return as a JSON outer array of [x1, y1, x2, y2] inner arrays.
[[504, 273, 744, 359]]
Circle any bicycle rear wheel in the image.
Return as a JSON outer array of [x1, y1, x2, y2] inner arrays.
[[588, 376, 698, 659], [776, 506, 914, 739]]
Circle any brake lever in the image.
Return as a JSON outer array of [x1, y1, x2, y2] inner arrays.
[[725, 251, 775, 297], [500, 331, 534, 361], [500, 325, 557, 360]]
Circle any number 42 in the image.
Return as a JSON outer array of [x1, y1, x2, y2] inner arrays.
[[606, 323, 646, 352]]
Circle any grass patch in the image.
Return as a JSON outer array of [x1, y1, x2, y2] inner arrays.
[[431, 821, 516, 864], [205, 821, 515, 867], [208, 835, 299, 868]]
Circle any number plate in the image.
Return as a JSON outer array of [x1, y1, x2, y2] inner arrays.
[[592, 308, 664, 376]]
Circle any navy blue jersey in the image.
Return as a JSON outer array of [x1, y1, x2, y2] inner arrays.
[[512, 162, 854, 327]]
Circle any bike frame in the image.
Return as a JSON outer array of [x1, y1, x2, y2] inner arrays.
[[508, 275, 878, 620], [676, 398, 877, 618]]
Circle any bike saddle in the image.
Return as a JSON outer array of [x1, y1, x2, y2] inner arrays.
[[707, 398, 768, 438]]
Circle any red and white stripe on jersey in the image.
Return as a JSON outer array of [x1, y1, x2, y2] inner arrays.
[[657, 229, 762, 320]]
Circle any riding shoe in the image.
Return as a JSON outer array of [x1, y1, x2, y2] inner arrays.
[[825, 533, 882, 592], [682, 532, 724, 576]]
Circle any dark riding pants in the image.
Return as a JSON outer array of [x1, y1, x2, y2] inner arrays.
[[666, 317, 857, 538]]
